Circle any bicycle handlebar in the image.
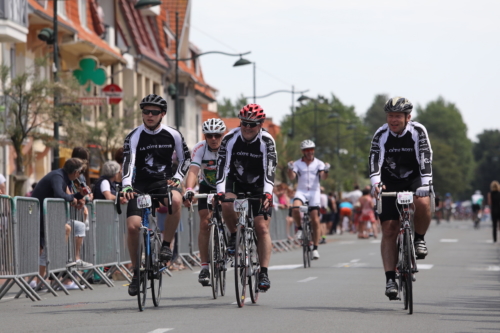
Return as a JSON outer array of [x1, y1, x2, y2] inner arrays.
[[218, 197, 270, 220], [115, 185, 173, 215], [375, 182, 435, 214]]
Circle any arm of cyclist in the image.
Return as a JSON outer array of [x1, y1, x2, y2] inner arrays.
[[287, 160, 296, 181], [262, 192, 273, 211], [319, 162, 330, 180], [183, 164, 199, 207]]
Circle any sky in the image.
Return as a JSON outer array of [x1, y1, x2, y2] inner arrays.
[[190, 0, 499, 142]]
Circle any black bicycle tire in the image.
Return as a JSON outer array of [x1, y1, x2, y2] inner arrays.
[[305, 218, 312, 268], [405, 228, 413, 314], [209, 224, 218, 299], [234, 226, 247, 307], [151, 232, 163, 307], [249, 230, 259, 303], [219, 227, 227, 296], [137, 232, 147, 311], [302, 216, 310, 268]]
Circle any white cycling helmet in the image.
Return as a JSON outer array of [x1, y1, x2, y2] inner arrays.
[[202, 118, 226, 134], [300, 140, 315, 150]]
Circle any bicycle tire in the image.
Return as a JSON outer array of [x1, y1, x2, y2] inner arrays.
[[249, 230, 260, 303], [219, 227, 227, 296], [151, 232, 163, 307], [137, 232, 147, 311], [234, 225, 247, 307], [209, 224, 219, 299], [404, 228, 413, 314], [302, 217, 310, 268], [304, 219, 312, 268]]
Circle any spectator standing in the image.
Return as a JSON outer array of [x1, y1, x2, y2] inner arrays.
[[92, 161, 121, 200], [487, 180, 500, 243], [357, 188, 376, 239]]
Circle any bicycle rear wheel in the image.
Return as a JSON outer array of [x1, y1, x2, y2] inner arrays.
[[403, 228, 413, 314], [137, 232, 147, 311], [234, 226, 247, 307], [303, 219, 312, 268], [219, 227, 227, 296], [209, 224, 219, 299], [249, 230, 260, 303], [151, 232, 163, 307]]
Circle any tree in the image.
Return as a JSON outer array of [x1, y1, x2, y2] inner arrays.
[[217, 94, 248, 117], [414, 97, 474, 199], [0, 59, 79, 194], [472, 130, 500, 195], [364, 94, 388, 134]]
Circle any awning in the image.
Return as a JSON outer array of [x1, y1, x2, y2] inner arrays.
[[59, 40, 126, 67]]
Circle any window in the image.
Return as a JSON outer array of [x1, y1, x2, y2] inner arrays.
[[79, 0, 87, 28], [57, 0, 67, 19]]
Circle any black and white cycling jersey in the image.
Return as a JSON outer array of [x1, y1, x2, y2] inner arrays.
[[122, 124, 191, 187], [369, 121, 433, 186], [216, 128, 277, 195]]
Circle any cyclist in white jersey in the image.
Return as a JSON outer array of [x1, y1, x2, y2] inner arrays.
[[287, 140, 330, 259], [183, 118, 226, 286]]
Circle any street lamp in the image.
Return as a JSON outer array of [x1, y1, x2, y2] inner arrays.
[[170, 12, 251, 130], [134, 0, 162, 9]]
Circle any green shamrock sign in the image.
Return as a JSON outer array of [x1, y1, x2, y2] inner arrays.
[[73, 57, 106, 92]]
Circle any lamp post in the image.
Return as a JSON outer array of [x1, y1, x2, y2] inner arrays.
[[234, 59, 256, 102], [170, 12, 251, 130]]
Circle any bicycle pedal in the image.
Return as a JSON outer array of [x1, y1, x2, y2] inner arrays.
[[412, 275, 416, 282]]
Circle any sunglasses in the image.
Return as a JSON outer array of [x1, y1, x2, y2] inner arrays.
[[302, 148, 315, 152], [142, 109, 163, 116], [205, 134, 222, 139], [240, 121, 261, 128]]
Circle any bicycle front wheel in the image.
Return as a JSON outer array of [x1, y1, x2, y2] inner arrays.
[[249, 230, 260, 304], [137, 232, 147, 311], [302, 220, 311, 268], [151, 232, 163, 307], [403, 228, 413, 314], [209, 224, 219, 299], [219, 227, 227, 296], [234, 226, 247, 307]]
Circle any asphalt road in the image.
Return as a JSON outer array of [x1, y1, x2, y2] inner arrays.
[[1, 219, 499, 333]]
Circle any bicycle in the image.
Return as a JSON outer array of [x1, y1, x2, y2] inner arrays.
[[221, 194, 268, 308], [376, 183, 435, 314], [190, 193, 228, 299], [292, 202, 313, 268], [116, 186, 172, 312]]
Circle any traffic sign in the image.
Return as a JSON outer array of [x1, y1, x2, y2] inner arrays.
[[102, 84, 123, 104]]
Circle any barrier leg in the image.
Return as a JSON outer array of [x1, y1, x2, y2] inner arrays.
[[0, 279, 16, 299], [14, 278, 41, 301], [89, 268, 114, 287], [36, 274, 58, 297], [71, 269, 94, 290], [50, 272, 69, 295]]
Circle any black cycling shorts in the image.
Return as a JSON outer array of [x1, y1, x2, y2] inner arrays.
[[197, 183, 216, 211], [126, 180, 181, 218], [472, 204, 481, 213], [225, 178, 272, 218], [379, 177, 422, 223]]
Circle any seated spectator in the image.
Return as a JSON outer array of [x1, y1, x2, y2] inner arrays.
[[92, 161, 121, 200]]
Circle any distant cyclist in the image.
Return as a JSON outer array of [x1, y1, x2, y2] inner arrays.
[[121, 94, 191, 297], [369, 97, 433, 300], [471, 190, 484, 229], [287, 140, 330, 260], [215, 104, 277, 292], [183, 118, 227, 286]]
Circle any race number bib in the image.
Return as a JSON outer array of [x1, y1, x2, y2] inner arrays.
[[137, 195, 152, 209], [397, 192, 413, 205], [233, 199, 248, 212]]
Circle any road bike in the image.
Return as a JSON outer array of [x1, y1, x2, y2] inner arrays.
[[376, 183, 435, 314], [292, 202, 313, 268], [116, 186, 172, 311], [222, 194, 267, 308], [191, 193, 228, 299]]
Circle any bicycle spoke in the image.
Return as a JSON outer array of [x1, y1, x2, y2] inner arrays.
[[234, 226, 247, 307], [209, 224, 218, 299], [151, 232, 163, 307], [137, 232, 147, 311]]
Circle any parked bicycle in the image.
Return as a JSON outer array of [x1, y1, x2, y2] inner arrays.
[[376, 182, 435, 314], [116, 186, 172, 311], [292, 202, 313, 268]]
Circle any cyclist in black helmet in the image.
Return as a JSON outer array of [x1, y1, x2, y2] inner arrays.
[[369, 96, 433, 300], [121, 94, 191, 297]]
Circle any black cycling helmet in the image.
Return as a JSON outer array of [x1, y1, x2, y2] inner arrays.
[[384, 97, 413, 114], [140, 94, 167, 112]]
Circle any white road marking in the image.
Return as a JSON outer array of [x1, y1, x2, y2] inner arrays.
[[370, 240, 381, 244], [297, 277, 317, 283], [231, 298, 251, 305], [268, 264, 302, 270], [418, 264, 434, 269], [440, 239, 458, 242], [350, 259, 360, 263], [485, 240, 493, 243], [469, 265, 500, 271], [339, 241, 355, 244], [148, 329, 174, 333], [333, 262, 368, 268], [488, 266, 500, 271]]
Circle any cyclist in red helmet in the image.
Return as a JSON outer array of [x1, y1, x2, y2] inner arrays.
[[215, 103, 277, 292]]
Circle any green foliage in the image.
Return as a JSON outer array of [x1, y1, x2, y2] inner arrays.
[[364, 94, 388, 134], [414, 97, 474, 199], [217, 94, 248, 117], [472, 130, 500, 195], [279, 94, 370, 192]]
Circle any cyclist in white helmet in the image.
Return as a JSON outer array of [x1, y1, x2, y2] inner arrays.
[[287, 139, 330, 260], [184, 118, 226, 286]]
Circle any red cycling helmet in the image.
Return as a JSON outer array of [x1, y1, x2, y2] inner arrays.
[[238, 104, 266, 122]]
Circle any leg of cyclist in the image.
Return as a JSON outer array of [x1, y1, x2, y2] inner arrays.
[[413, 196, 431, 259], [159, 190, 183, 263], [255, 215, 272, 290], [310, 209, 321, 259], [221, 192, 238, 254], [126, 215, 142, 296], [381, 219, 399, 299], [292, 198, 304, 239], [197, 208, 211, 286]]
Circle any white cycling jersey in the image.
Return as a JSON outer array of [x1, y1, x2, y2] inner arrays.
[[292, 157, 326, 192], [190, 140, 218, 188]]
